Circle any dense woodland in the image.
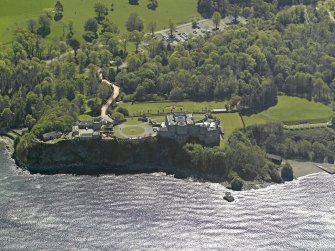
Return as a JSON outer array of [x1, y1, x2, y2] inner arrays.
[[1, 0, 335, 183], [246, 123, 335, 163]]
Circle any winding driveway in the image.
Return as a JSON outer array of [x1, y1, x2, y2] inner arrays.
[[99, 73, 120, 122]]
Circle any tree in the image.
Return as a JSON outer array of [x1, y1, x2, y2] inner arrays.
[[126, 12, 144, 31], [94, 2, 109, 21], [114, 56, 123, 72], [129, 30, 144, 53], [54, 1, 64, 21], [37, 15, 51, 37], [111, 112, 125, 123], [168, 19, 176, 37], [25, 114, 37, 129], [147, 0, 158, 10], [77, 51, 88, 73], [55, 1, 64, 13], [68, 21, 74, 36], [83, 31, 98, 42], [68, 38, 80, 57], [27, 19, 37, 33], [120, 33, 129, 55], [212, 11, 221, 30], [87, 98, 102, 116], [0, 108, 14, 130], [192, 18, 198, 28], [101, 19, 119, 34], [281, 162, 293, 181], [84, 18, 99, 33], [147, 21, 157, 37], [117, 107, 129, 116]]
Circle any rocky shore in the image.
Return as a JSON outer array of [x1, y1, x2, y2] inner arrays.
[[0, 136, 14, 156]]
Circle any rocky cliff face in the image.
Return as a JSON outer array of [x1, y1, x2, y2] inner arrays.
[[18, 138, 189, 175]]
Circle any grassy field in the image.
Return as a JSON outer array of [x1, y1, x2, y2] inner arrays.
[[0, 0, 53, 44], [212, 113, 244, 147], [0, 0, 199, 44], [116, 101, 227, 115], [122, 126, 145, 135], [243, 96, 333, 126]]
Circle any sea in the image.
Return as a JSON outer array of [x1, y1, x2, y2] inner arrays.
[[1, 143, 335, 251]]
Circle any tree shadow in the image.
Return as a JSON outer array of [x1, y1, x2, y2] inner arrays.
[[128, 0, 139, 5], [54, 13, 63, 21]]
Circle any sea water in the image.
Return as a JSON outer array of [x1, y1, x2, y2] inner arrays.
[[1, 143, 335, 250]]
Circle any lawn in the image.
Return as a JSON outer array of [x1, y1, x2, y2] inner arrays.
[[212, 113, 244, 147], [116, 101, 227, 115], [78, 114, 93, 121], [0, 0, 53, 44], [122, 126, 145, 135], [0, 0, 200, 44], [243, 96, 333, 126], [124, 117, 144, 125]]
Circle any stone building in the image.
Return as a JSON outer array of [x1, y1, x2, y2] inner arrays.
[[157, 113, 221, 145]]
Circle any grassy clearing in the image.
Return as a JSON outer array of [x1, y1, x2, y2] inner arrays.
[[52, 0, 199, 35], [243, 96, 332, 126], [212, 113, 244, 147], [0, 0, 199, 44], [116, 101, 227, 115]]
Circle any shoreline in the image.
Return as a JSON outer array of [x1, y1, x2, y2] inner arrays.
[[288, 160, 327, 178], [0, 139, 330, 191], [0, 136, 14, 156]]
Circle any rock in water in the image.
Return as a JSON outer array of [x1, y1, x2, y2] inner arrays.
[[223, 192, 234, 202]]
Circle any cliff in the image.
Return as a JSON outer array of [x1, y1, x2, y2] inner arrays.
[[16, 138, 198, 177]]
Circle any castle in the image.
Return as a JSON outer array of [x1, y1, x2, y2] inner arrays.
[[157, 113, 222, 145]]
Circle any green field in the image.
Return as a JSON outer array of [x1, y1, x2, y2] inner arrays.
[[122, 126, 145, 135], [116, 101, 227, 115], [212, 113, 244, 147], [243, 96, 333, 126], [0, 0, 53, 44], [0, 0, 199, 44]]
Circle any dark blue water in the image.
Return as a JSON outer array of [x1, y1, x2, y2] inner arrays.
[[1, 143, 335, 250]]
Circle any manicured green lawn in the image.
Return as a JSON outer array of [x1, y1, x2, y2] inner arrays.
[[0, 0, 53, 44], [212, 113, 244, 147], [243, 96, 333, 126], [124, 117, 143, 125], [122, 126, 145, 135], [0, 0, 199, 43], [116, 101, 227, 115]]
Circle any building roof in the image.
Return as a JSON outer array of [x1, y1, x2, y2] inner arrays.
[[211, 108, 227, 113], [266, 153, 282, 161], [79, 129, 94, 137], [167, 113, 193, 126], [43, 131, 61, 139], [77, 121, 93, 127]]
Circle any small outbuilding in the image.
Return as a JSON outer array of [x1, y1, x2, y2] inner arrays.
[[266, 153, 282, 165], [42, 131, 62, 141], [211, 108, 227, 114]]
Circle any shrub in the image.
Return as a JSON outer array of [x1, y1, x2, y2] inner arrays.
[[117, 107, 129, 116], [281, 162, 294, 181]]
